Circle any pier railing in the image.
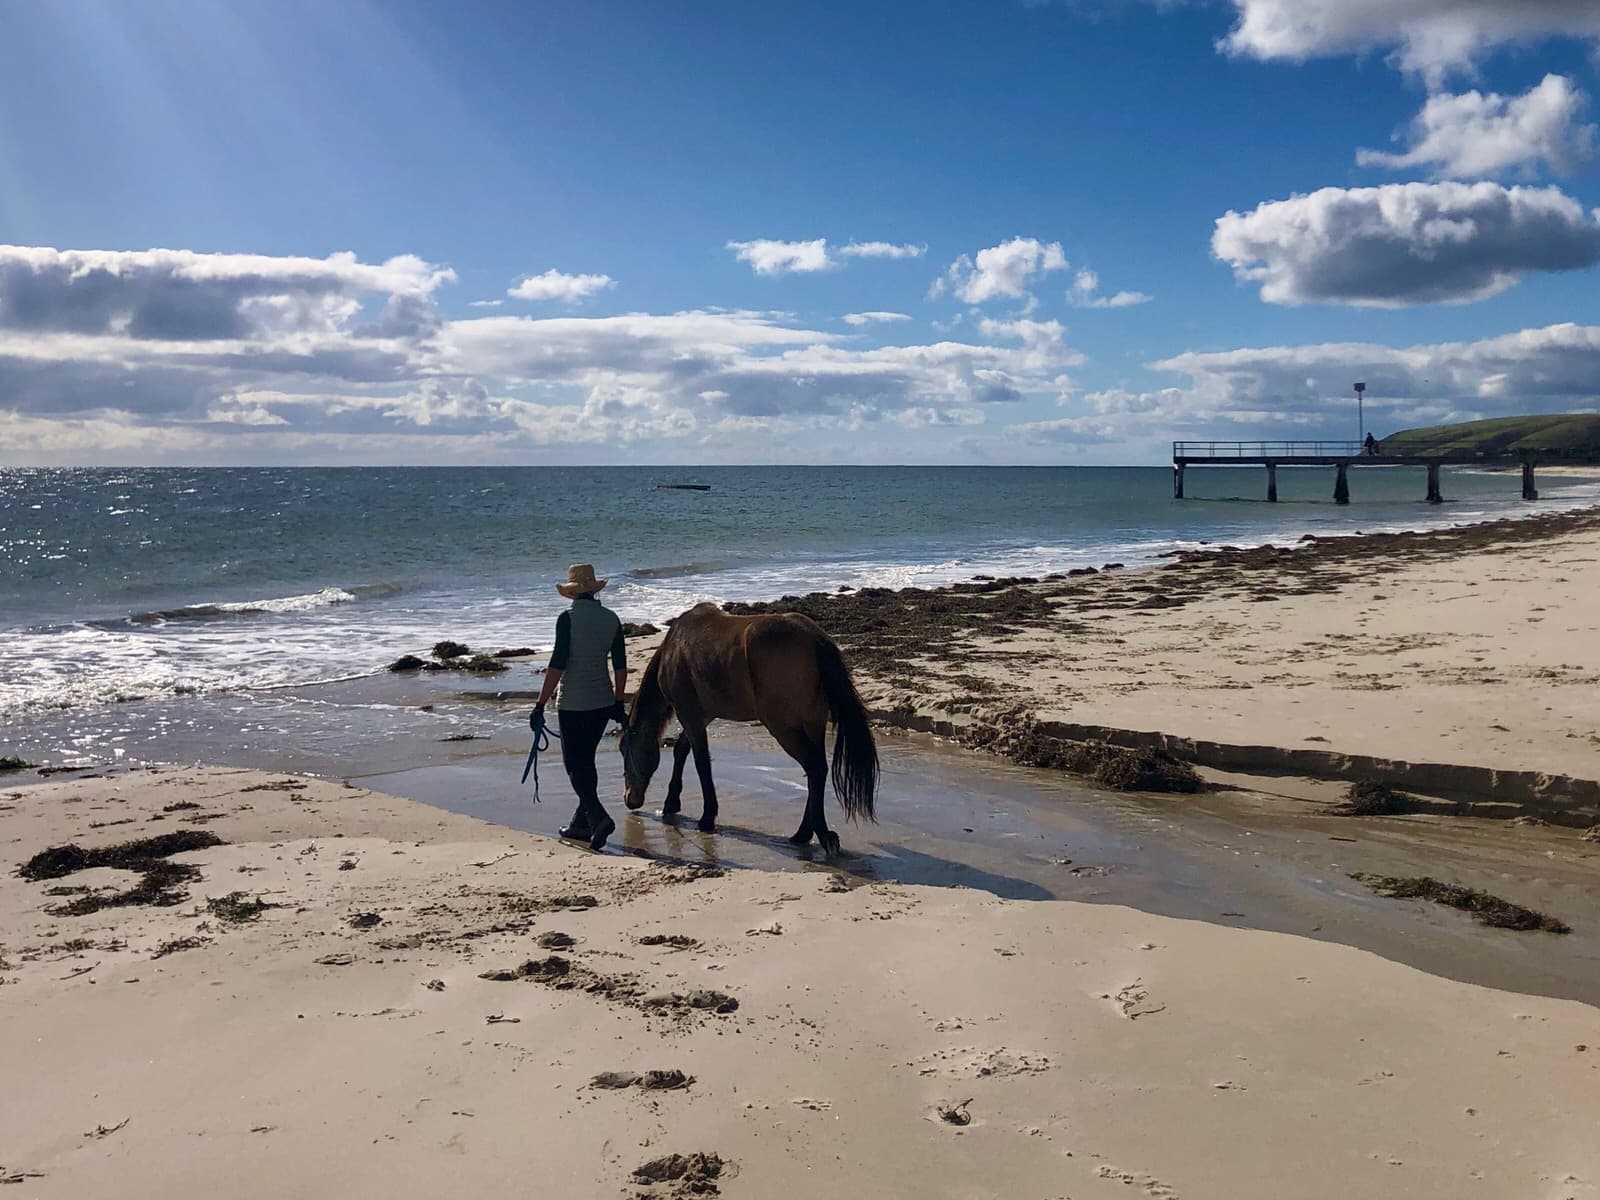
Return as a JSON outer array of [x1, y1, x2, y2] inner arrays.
[[1173, 440, 1367, 459]]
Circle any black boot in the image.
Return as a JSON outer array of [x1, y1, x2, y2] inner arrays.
[[558, 806, 592, 841], [587, 807, 616, 852]]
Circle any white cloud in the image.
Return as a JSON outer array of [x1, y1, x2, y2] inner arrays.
[[0, 243, 1092, 462], [1005, 321, 1600, 449], [976, 316, 1086, 367], [507, 269, 615, 303], [1067, 267, 1152, 309], [0, 245, 451, 343], [842, 311, 912, 326], [727, 238, 923, 275], [726, 238, 834, 276], [468, 299, 504, 308], [1212, 181, 1600, 307], [1153, 322, 1600, 417], [1358, 75, 1596, 179], [1220, 0, 1600, 84], [940, 237, 1069, 305], [837, 241, 926, 260]]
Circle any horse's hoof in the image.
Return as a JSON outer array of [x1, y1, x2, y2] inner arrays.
[[787, 830, 813, 846], [660, 808, 680, 823], [697, 816, 716, 833], [819, 831, 842, 856]]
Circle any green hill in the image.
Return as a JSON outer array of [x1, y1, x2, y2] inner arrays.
[[1381, 414, 1600, 460]]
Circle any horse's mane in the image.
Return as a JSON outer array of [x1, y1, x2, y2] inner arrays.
[[630, 647, 673, 736]]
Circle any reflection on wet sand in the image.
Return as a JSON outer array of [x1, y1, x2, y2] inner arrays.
[[355, 718, 1600, 1008]]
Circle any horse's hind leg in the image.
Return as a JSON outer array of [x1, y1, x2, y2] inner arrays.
[[662, 736, 691, 821]]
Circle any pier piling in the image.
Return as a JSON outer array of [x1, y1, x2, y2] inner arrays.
[[1426, 462, 1443, 504], [1333, 462, 1350, 505], [1265, 462, 1278, 503], [1522, 460, 1539, 501]]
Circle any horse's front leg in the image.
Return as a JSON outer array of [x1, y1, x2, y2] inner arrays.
[[688, 730, 718, 833], [661, 736, 692, 821]]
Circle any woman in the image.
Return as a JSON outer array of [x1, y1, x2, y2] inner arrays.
[[531, 564, 628, 850]]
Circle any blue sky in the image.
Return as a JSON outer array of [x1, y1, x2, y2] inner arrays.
[[3, 0, 1600, 464]]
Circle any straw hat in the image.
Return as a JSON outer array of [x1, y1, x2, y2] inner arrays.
[[557, 563, 608, 599]]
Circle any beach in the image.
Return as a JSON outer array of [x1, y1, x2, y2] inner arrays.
[[3, 767, 1597, 1200], [4, 501, 1600, 1197]]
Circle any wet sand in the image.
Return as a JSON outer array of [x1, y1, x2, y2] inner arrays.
[[358, 720, 1600, 1008]]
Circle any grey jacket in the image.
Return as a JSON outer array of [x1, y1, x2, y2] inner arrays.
[[549, 598, 625, 711]]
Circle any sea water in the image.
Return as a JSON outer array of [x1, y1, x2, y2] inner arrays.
[[3, 463, 1596, 765]]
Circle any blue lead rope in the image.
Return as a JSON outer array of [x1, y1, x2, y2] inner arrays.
[[521, 713, 558, 801]]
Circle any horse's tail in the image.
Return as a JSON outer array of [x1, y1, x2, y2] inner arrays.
[[816, 635, 878, 823]]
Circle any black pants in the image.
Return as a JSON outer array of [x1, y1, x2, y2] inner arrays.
[[558, 706, 612, 825]]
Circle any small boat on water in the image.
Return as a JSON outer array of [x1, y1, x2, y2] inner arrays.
[[655, 483, 712, 492]]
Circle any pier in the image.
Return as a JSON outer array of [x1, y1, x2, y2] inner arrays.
[[1172, 441, 1545, 505]]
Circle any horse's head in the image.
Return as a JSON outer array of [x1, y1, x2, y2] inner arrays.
[[621, 713, 661, 810]]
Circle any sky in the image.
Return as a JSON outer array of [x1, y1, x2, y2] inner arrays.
[[3, 0, 1600, 466]]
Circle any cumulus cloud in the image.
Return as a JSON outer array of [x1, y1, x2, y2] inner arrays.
[[937, 237, 1068, 305], [726, 238, 923, 275], [726, 238, 834, 276], [1067, 268, 1152, 309], [842, 311, 912, 326], [837, 241, 926, 260], [507, 269, 615, 303], [1152, 322, 1600, 422], [0, 243, 1091, 462], [1358, 75, 1596, 179], [1220, 0, 1600, 84], [0, 245, 451, 342], [1000, 321, 1600, 451], [935, 240, 1146, 311], [1212, 181, 1600, 307]]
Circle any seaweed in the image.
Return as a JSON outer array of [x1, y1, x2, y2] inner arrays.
[[0, 755, 33, 773], [205, 892, 275, 924], [432, 640, 471, 660], [1351, 873, 1570, 933], [152, 936, 210, 959], [1331, 780, 1421, 816], [50, 860, 202, 916], [18, 830, 224, 881], [964, 712, 1202, 793], [17, 830, 225, 917]]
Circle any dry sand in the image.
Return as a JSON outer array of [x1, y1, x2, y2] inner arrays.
[[2, 767, 1598, 1199], [810, 510, 1600, 794]]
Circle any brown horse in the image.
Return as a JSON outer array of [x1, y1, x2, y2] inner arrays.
[[621, 602, 878, 855]]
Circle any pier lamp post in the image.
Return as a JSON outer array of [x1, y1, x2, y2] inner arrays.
[[1354, 382, 1366, 444]]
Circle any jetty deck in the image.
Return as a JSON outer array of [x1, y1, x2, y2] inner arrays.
[[1172, 440, 1545, 505]]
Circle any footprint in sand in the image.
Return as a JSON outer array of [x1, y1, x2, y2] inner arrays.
[[1109, 981, 1166, 1020], [636, 933, 700, 951], [791, 1097, 831, 1111], [1095, 1165, 1179, 1197], [914, 1047, 1052, 1079]]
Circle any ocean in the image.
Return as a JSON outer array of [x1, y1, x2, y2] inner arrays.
[[4, 463, 1597, 770]]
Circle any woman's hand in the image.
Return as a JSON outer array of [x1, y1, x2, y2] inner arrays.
[[530, 701, 546, 730], [610, 700, 627, 726]]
